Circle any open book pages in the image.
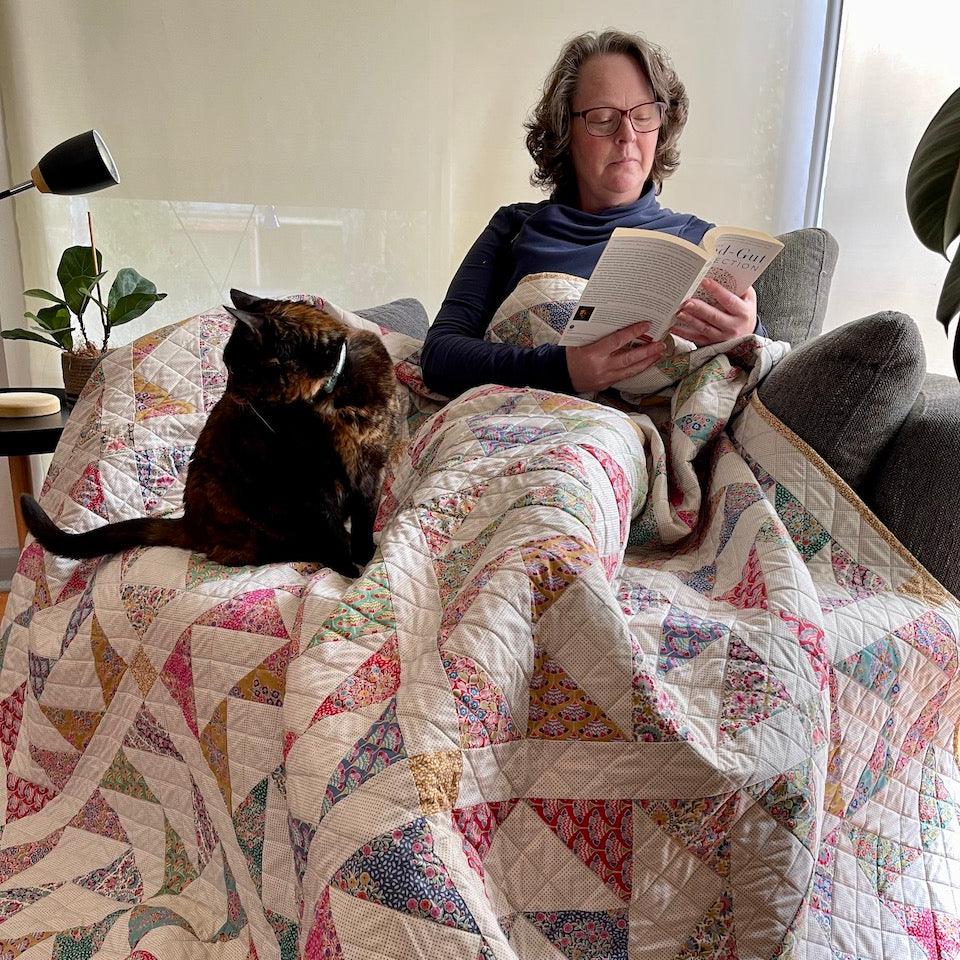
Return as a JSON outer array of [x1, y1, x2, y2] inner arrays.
[[557, 225, 784, 347]]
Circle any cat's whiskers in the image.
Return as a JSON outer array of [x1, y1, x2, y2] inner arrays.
[[246, 400, 277, 434]]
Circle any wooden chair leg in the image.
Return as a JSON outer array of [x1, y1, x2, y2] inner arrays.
[[8, 455, 34, 549]]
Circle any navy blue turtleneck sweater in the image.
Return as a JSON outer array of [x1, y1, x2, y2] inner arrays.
[[421, 185, 762, 397]]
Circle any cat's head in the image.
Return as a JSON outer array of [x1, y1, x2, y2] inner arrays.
[[222, 290, 349, 403]]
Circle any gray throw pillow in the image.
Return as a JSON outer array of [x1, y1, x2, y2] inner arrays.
[[757, 312, 926, 492], [866, 372, 960, 598], [354, 298, 429, 340], [754, 228, 839, 346]]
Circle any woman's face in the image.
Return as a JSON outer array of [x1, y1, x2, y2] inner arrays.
[[569, 53, 658, 213]]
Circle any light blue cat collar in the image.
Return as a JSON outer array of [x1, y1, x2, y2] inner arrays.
[[323, 341, 347, 394]]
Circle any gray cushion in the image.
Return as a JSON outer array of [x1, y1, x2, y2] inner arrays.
[[757, 312, 926, 491], [354, 298, 428, 339], [754, 228, 839, 346], [865, 372, 960, 597]]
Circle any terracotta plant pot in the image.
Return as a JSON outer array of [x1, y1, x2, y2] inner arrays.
[[61, 349, 111, 405]]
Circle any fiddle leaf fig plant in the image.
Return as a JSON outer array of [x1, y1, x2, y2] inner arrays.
[[2, 245, 166, 355], [906, 85, 960, 375]]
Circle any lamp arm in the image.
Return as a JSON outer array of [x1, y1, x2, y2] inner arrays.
[[0, 180, 36, 202]]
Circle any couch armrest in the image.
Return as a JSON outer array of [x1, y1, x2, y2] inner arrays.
[[754, 227, 839, 347], [865, 372, 960, 598]]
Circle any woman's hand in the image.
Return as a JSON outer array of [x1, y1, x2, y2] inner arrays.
[[671, 279, 757, 345], [565, 321, 666, 393]]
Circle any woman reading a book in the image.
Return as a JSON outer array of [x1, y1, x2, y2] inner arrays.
[[421, 29, 763, 397]]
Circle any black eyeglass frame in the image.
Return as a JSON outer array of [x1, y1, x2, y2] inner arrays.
[[571, 101, 667, 137]]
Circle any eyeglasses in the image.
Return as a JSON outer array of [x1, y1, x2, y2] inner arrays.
[[571, 101, 667, 137]]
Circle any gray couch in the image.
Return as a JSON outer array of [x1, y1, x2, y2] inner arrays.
[[357, 229, 958, 598]]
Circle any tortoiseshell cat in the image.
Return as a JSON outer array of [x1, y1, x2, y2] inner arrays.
[[21, 290, 402, 577]]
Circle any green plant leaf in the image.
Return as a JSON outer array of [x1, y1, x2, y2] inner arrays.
[[34, 305, 73, 349], [62, 270, 107, 321], [107, 269, 166, 327], [907, 86, 960, 256], [108, 291, 167, 327], [936, 251, 960, 328], [0, 329, 63, 348], [23, 288, 68, 306], [57, 246, 104, 315]]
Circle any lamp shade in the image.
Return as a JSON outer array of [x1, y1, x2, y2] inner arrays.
[[31, 130, 119, 196]]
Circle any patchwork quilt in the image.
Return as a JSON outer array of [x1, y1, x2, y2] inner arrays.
[[0, 297, 957, 960]]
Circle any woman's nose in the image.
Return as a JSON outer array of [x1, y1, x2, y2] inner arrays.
[[615, 114, 638, 142]]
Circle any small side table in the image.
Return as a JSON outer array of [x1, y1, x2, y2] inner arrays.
[[0, 388, 69, 547]]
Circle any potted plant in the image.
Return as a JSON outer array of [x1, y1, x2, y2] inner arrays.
[[906, 85, 960, 378], [1, 244, 166, 403]]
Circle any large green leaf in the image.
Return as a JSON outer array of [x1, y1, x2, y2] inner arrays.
[[936, 250, 960, 327], [57, 246, 104, 315], [33, 305, 73, 350], [0, 328, 62, 348], [23, 288, 68, 306], [107, 268, 166, 327], [907, 86, 960, 256]]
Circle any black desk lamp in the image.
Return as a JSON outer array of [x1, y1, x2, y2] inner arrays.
[[0, 130, 119, 201]]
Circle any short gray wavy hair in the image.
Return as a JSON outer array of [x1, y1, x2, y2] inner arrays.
[[524, 30, 689, 199]]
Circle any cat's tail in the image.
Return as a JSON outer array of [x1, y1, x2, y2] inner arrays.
[[20, 494, 193, 559]]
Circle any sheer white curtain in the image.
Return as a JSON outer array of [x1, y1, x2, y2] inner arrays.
[[819, 0, 960, 375], [0, 0, 830, 388]]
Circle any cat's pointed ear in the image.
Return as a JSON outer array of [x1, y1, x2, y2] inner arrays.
[[230, 289, 266, 312], [223, 304, 264, 335]]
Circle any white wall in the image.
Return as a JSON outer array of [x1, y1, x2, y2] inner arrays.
[[820, 0, 960, 374]]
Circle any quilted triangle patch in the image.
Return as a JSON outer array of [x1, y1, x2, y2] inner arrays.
[[720, 635, 793, 739], [320, 698, 406, 820], [640, 793, 741, 878], [714, 546, 768, 610], [310, 561, 395, 647], [157, 815, 199, 896], [332, 817, 480, 933], [192, 779, 220, 870], [133, 373, 196, 421], [68, 788, 130, 844], [29, 745, 80, 792], [120, 584, 178, 640], [69, 463, 109, 519], [446, 653, 520, 748], [521, 535, 595, 623], [74, 847, 143, 903], [672, 891, 738, 960], [528, 798, 632, 900], [848, 824, 922, 897], [0, 827, 64, 885], [200, 698, 232, 810], [5, 776, 55, 822], [123, 704, 184, 760], [659, 610, 728, 675], [451, 799, 519, 876], [746, 760, 815, 849], [633, 670, 697, 743], [229, 638, 297, 706], [233, 777, 269, 896], [100, 747, 159, 804], [0, 883, 61, 924], [774, 484, 829, 562], [311, 635, 400, 723], [523, 909, 628, 960], [304, 887, 344, 960], [195, 589, 289, 639], [528, 646, 627, 742], [160, 627, 198, 737], [91, 616, 127, 708], [40, 705, 104, 753]]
